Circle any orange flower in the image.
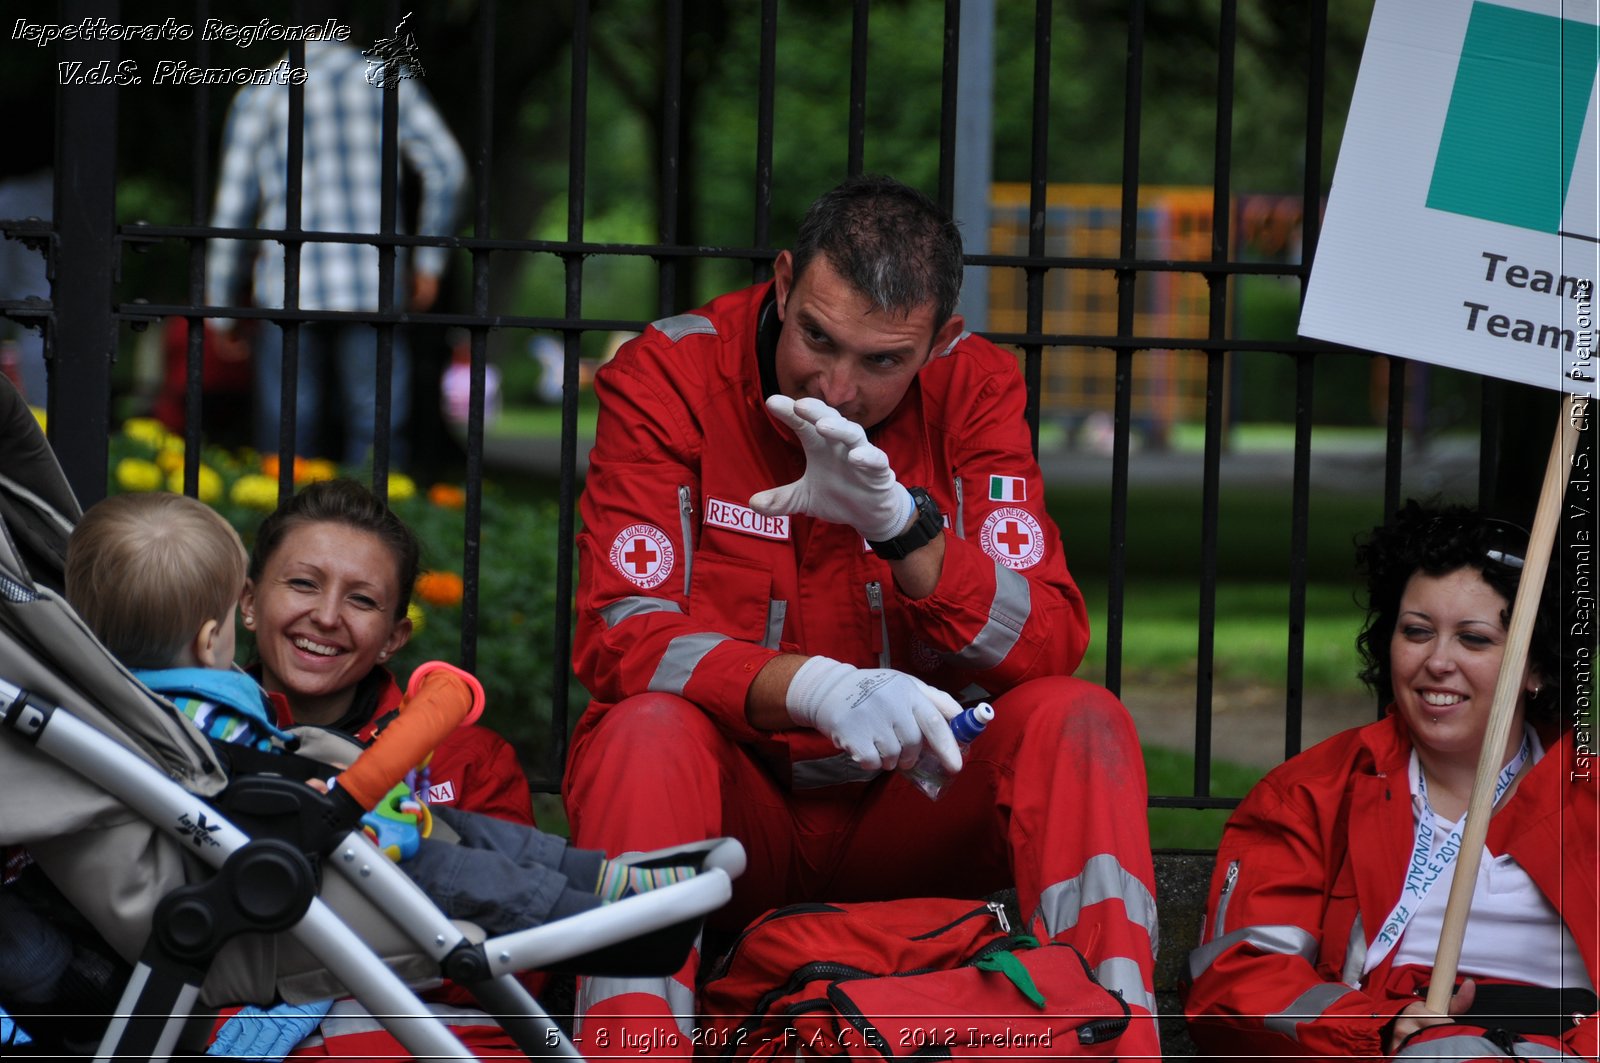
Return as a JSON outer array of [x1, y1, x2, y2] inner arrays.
[[414, 570, 464, 607], [260, 454, 308, 482], [428, 483, 467, 509]]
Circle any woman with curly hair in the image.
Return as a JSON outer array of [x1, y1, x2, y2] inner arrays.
[[1183, 501, 1596, 1060]]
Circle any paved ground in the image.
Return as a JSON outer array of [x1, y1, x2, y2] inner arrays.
[[1122, 677, 1377, 772]]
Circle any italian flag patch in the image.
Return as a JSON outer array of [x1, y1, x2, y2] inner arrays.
[[989, 475, 1026, 502]]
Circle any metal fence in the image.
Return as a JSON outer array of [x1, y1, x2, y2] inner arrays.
[[3, 0, 1528, 805]]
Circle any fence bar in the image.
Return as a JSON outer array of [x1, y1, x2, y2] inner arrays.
[[657, 0, 684, 316], [461, 0, 499, 674], [1022, 0, 1051, 459], [50, 0, 121, 505], [181, 0, 213, 497], [752, 0, 778, 281], [548, 0, 596, 788], [369, 0, 405, 497], [1104, 0, 1145, 699], [1193, 0, 1237, 799], [1283, 0, 1330, 761], [937, 0, 961, 214], [848, 0, 869, 176], [276, 35, 308, 501]]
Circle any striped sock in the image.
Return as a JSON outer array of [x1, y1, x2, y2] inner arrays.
[[595, 860, 697, 903]]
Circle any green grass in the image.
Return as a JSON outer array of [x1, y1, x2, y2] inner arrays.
[[1076, 581, 1365, 692], [1144, 745, 1265, 850]]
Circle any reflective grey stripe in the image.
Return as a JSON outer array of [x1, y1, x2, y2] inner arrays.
[[1264, 982, 1356, 1040], [762, 600, 787, 649], [1095, 955, 1157, 1016], [648, 632, 729, 695], [948, 565, 1029, 670], [1395, 1032, 1566, 1060], [1036, 853, 1159, 957], [600, 596, 683, 627], [791, 752, 883, 789], [958, 683, 991, 702], [652, 313, 719, 342], [1339, 913, 1366, 987], [1188, 924, 1319, 981], [575, 975, 696, 1038]]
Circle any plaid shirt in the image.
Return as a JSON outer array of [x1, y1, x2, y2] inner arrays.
[[206, 40, 466, 315]]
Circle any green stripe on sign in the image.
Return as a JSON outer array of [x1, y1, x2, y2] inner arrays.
[[1427, 2, 1598, 233]]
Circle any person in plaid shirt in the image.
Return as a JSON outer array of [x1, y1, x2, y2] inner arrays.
[[206, 36, 466, 469]]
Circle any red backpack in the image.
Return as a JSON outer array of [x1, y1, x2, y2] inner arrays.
[[698, 897, 1131, 1059]]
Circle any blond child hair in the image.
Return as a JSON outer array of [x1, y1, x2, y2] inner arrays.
[[65, 492, 247, 669]]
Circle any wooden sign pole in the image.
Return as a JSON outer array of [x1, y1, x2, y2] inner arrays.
[[1425, 393, 1589, 1013]]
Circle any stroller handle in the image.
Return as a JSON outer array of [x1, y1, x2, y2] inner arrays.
[[335, 662, 483, 810]]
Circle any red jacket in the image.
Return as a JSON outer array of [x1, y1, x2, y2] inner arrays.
[[572, 282, 1090, 784], [1183, 712, 1598, 1060]]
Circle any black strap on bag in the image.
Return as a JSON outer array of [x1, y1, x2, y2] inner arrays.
[[1463, 983, 1599, 1039]]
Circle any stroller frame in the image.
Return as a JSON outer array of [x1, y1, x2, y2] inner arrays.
[[2, 662, 740, 1062], [0, 380, 742, 1062]]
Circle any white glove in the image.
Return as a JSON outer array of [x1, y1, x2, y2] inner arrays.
[[785, 656, 964, 773], [750, 396, 915, 542]]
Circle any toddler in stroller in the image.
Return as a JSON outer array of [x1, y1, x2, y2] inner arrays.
[[0, 376, 742, 1061], [52, 490, 713, 1057]]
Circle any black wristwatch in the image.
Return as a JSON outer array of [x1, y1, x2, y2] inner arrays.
[[867, 487, 943, 560]]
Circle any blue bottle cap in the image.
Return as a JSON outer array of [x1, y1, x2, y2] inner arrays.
[[949, 702, 994, 744]]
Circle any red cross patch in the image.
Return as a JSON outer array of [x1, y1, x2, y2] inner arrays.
[[609, 523, 675, 589], [980, 507, 1045, 570]]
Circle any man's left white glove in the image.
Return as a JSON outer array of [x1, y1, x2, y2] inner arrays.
[[784, 656, 964, 773], [750, 396, 914, 541]]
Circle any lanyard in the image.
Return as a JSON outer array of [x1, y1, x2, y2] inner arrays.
[[1363, 730, 1532, 975]]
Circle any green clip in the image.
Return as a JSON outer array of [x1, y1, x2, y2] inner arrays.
[[974, 939, 1045, 1009]]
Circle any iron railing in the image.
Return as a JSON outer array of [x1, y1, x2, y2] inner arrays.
[[4, 0, 1523, 806]]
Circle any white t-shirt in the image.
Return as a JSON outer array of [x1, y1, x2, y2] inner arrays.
[[1392, 730, 1593, 990]]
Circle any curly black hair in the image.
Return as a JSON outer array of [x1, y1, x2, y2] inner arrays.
[[1354, 500, 1573, 725]]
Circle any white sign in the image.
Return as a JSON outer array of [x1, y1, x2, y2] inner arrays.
[[1300, 0, 1600, 395]]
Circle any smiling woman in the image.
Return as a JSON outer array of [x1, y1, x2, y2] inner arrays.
[[1183, 502, 1597, 1061], [241, 478, 536, 826]]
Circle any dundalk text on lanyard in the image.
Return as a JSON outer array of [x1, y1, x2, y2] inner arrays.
[[1363, 730, 1532, 976]]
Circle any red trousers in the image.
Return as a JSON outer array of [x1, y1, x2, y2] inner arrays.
[[564, 675, 1161, 1060]]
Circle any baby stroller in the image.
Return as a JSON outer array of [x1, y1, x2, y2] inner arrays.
[[0, 379, 744, 1061]]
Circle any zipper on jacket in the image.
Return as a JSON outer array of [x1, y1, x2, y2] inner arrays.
[[952, 476, 965, 538], [1211, 859, 1239, 942], [865, 581, 889, 668], [677, 485, 694, 597], [986, 899, 1011, 935]]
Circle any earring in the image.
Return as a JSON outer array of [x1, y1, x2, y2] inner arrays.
[[377, 651, 388, 661], [1531, 684, 1543, 698], [242, 613, 254, 628]]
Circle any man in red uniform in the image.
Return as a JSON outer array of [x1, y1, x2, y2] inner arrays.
[[567, 174, 1159, 1057]]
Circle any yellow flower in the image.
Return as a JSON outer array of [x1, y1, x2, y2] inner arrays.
[[387, 473, 417, 503], [230, 473, 280, 511], [301, 458, 339, 483], [166, 464, 223, 504], [122, 417, 171, 451], [114, 457, 163, 493], [406, 601, 426, 634], [29, 406, 45, 432]]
